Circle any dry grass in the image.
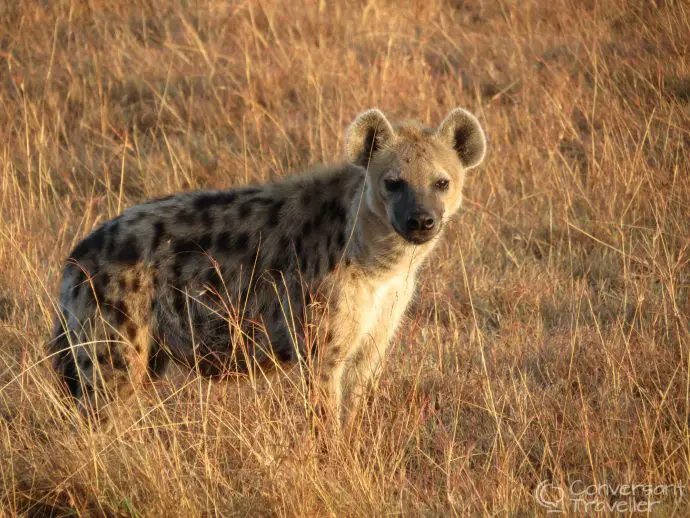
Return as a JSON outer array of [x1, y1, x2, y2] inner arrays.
[[1, 0, 689, 515]]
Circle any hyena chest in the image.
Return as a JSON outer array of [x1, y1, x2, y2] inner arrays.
[[354, 273, 416, 343]]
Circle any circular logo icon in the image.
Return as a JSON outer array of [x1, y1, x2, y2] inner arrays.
[[535, 481, 565, 513]]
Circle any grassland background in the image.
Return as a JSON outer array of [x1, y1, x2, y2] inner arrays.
[[0, 0, 689, 515]]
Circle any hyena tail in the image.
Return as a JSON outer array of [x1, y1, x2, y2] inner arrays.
[[47, 318, 83, 401]]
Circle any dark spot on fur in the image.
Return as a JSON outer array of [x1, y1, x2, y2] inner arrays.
[[199, 210, 214, 227], [104, 219, 121, 257], [274, 345, 292, 362], [270, 253, 289, 272], [238, 200, 253, 219], [205, 268, 224, 291], [175, 208, 194, 225], [91, 272, 110, 303], [299, 253, 309, 274], [118, 277, 127, 291], [92, 284, 105, 305], [198, 233, 213, 250], [110, 300, 128, 327], [329, 199, 347, 223], [112, 354, 127, 370], [313, 255, 321, 277], [131, 276, 141, 293], [147, 341, 170, 377], [321, 198, 334, 218], [272, 305, 282, 320], [249, 248, 261, 268], [151, 220, 166, 250], [234, 232, 249, 250], [240, 187, 261, 196], [238, 287, 249, 306], [73, 268, 86, 286], [71, 269, 87, 297], [69, 224, 106, 261], [255, 197, 274, 206], [328, 174, 345, 188], [300, 190, 311, 206], [130, 212, 145, 224], [97, 352, 107, 364], [256, 301, 268, 315], [267, 199, 285, 227], [125, 322, 138, 340], [62, 356, 81, 398], [193, 191, 238, 211], [320, 358, 336, 373], [215, 231, 231, 253], [172, 257, 186, 281], [301, 219, 314, 236], [113, 236, 141, 265], [173, 292, 186, 314], [172, 238, 200, 255]]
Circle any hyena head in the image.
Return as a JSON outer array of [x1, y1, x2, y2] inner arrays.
[[345, 108, 486, 244]]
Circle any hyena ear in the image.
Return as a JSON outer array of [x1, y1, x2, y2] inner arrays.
[[345, 109, 395, 169], [436, 108, 486, 169]]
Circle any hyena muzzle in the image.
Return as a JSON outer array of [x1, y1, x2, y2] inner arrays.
[[48, 107, 486, 427]]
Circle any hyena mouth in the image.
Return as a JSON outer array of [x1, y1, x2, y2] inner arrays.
[[402, 231, 438, 245], [392, 224, 440, 245]]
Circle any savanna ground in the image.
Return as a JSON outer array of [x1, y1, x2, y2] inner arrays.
[[0, 0, 689, 515]]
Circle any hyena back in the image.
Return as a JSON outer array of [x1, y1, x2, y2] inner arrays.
[[49, 107, 486, 427]]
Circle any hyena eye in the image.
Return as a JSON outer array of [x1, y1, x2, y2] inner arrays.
[[434, 179, 450, 191], [384, 178, 403, 192]]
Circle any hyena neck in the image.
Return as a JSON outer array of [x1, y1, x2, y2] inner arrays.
[[343, 184, 436, 276]]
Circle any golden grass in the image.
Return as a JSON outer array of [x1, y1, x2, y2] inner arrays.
[[1, 0, 689, 515]]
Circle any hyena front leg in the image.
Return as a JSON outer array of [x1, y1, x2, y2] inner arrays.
[[338, 329, 392, 434], [318, 330, 386, 432], [306, 297, 362, 431], [339, 286, 411, 432]]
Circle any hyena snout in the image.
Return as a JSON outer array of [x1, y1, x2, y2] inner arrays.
[[406, 210, 436, 232], [389, 185, 442, 244], [401, 207, 439, 244]]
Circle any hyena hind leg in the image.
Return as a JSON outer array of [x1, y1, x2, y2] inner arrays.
[[50, 317, 152, 420]]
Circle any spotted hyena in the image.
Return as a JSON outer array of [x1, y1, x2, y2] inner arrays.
[[49, 107, 486, 428]]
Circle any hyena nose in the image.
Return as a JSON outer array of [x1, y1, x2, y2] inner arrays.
[[407, 212, 436, 231]]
